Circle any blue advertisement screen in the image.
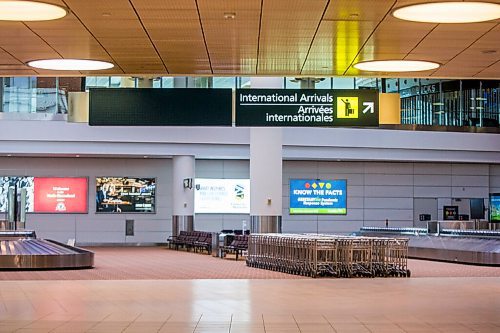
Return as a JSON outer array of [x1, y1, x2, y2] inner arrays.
[[289, 179, 347, 215], [490, 193, 500, 222]]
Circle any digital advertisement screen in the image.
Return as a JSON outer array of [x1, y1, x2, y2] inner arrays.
[[443, 206, 459, 220], [470, 198, 485, 220], [0, 176, 34, 212], [33, 177, 88, 213], [195, 178, 250, 214], [289, 179, 347, 215], [96, 177, 156, 213], [490, 194, 500, 222]]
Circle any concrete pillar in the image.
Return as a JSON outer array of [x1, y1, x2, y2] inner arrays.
[[249, 78, 283, 233], [172, 156, 195, 236]]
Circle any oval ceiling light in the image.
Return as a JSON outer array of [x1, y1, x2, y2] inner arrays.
[[27, 59, 114, 71], [392, 1, 500, 23], [353, 60, 440, 72], [0, 1, 67, 21]]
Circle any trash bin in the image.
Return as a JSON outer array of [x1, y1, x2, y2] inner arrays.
[[211, 232, 220, 257]]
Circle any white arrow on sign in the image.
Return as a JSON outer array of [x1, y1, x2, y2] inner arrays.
[[362, 102, 374, 114]]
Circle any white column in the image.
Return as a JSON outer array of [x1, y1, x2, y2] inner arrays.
[[249, 78, 283, 233], [172, 155, 195, 235]]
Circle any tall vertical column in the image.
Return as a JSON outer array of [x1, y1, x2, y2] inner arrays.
[[250, 129, 283, 233], [249, 77, 283, 233], [172, 156, 195, 236]]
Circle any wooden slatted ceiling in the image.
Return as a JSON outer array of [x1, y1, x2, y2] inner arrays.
[[0, 0, 497, 78], [197, 0, 260, 74], [258, 0, 328, 75], [131, 0, 209, 74]]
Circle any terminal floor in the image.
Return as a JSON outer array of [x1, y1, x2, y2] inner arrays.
[[0, 247, 500, 278], [0, 246, 499, 281], [0, 248, 499, 333]]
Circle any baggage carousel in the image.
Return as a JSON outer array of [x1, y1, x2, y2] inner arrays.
[[358, 227, 500, 266], [0, 231, 94, 269]]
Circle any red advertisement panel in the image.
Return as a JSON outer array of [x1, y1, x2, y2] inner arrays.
[[33, 178, 88, 213]]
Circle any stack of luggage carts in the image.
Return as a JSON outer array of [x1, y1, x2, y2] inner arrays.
[[167, 231, 212, 254], [246, 233, 410, 278]]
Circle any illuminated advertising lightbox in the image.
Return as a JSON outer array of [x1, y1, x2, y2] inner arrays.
[[289, 179, 347, 215], [195, 179, 250, 214], [490, 193, 500, 222], [0, 176, 34, 212], [96, 177, 156, 213], [33, 177, 88, 213]]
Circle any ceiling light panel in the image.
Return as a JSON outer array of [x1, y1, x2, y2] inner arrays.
[[28, 59, 114, 71], [353, 60, 440, 72], [393, 2, 500, 24], [0, 1, 67, 21]]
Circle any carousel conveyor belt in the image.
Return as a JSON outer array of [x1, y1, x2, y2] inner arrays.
[[358, 227, 500, 266], [0, 238, 94, 270]]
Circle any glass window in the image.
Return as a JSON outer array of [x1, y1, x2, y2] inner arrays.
[[238, 77, 251, 88], [315, 78, 332, 89], [109, 77, 123, 88], [332, 77, 355, 89], [213, 77, 236, 89], [285, 77, 300, 89], [161, 77, 174, 88], [355, 78, 378, 89]]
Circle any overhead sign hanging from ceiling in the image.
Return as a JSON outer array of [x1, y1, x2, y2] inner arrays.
[[89, 88, 233, 126], [235, 89, 379, 127]]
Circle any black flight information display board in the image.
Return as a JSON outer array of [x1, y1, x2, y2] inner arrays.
[[89, 88, 232, 126], [235, 89, 379, 127]]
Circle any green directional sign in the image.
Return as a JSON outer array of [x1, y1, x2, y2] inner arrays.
[[235, 89, 378, 127]]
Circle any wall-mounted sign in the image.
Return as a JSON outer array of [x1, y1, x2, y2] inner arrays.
[[289, 179, 347, 215], [1, 176, 88, 214], [195, 178, 250, 214], [34, 177, 88, 213], [443, 206, 459, 220], [490, 194, 500, 222], [235, 89, 378, 127], [96, 177, 156, 213], [0, 176, 34, 212], [89, 88, 232, 126]]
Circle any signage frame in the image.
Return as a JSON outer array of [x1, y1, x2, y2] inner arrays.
[[235, 88, 379, 127]]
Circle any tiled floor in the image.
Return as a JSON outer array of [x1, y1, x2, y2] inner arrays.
[[0, 247, 499, 332], [0, 278, 499, 332], [0, 247, 499, 280]]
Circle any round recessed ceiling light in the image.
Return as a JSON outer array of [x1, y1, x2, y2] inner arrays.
[[392, 1, 500, 23], [27, 59, 114, 71], [0, 1, 67, 21], [353, 60, 440, 72]]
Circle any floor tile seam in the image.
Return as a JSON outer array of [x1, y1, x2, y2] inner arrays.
[[321, 314, 338, 333], [119, 313, 142, 333], [192, 314, 203, 333], [291, 314, 302, 333], [47, 314, 82, 333]]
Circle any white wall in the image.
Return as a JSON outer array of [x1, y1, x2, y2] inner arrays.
[[281, 161, 494, 234], [1, 120, 499, 163], [0, 157, 172, 244], [195, 160, 497, 235], [194, 160, 250, 232], [0, 157, 498, 243]]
